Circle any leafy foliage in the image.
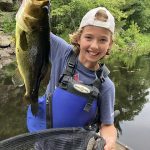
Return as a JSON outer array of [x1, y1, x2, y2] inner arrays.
[[51, 0, 150, 67], [51, 0, 127, 35], [1, 0, 149, 66], [2, 17, 16, 33], [0, 2, 19, 33], [123, 0, 150, 33]]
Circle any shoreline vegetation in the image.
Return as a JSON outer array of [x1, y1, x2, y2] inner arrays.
[[0, 0, 150, 68], [0, 2, 150, 148]]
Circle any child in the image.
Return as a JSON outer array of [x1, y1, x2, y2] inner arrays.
[[27, 7, 117, 150]]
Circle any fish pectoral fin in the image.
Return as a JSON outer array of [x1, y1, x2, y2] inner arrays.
[[12, 68, 24, 87], [19, 30, 28, 51]]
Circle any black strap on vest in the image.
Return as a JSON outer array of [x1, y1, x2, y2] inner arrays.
[[46, 51, 110, 129], [59, 51, 77, 81], [59, 51, 110, 113], [59, 51, 110, 84], [46, 93, 53, 128]]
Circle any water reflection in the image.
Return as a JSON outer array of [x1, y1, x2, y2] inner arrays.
[[0, 84, 27, 140], [109, 55, 150, 128], [118, 93, 150, 150], [108, 55, 150, 149], [0, 63, 27, 140], [0, 55, 150, 149], [0, 63, 46, 140]]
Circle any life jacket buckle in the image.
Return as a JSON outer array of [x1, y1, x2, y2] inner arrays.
[[84, 103, 92, 112], [68, 62, 74, 68]]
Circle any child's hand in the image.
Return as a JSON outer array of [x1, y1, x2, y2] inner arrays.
[[104, 138, 115, 150]]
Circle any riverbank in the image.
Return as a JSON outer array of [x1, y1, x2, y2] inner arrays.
[[0, 32, 15, 69]]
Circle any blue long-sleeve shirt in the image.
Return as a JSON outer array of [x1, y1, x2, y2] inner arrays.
[[46, 33, 115, 125]]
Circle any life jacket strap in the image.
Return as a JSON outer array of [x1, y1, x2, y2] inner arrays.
[[63, 51, 77, 76], [59, 51, 110, 113], [83, 86, 100, 112], [59, 51, 77, 84], [96, 63, 110, 83], [48, 51, 111, 130], [46, 93, 53, 128], [59, 74, 100, 113]]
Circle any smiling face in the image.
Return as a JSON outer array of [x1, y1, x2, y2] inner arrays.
[[77, 25, 113, 70]]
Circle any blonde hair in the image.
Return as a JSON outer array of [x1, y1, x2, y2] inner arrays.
[[69, 28, 83, 54]]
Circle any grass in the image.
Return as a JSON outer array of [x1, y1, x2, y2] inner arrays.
[[0, 12, 16, 34]]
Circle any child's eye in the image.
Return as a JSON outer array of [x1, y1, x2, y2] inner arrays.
[[85, 36, 92, 40], [100, 38, 107, 42]]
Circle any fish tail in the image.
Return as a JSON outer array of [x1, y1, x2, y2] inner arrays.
[[23, 95, 38, 115]]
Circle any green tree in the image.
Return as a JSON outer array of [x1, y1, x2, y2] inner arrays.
[[51, 0, 127, 37], [51, 0, 150, 63], [122, 0, 150, 33]]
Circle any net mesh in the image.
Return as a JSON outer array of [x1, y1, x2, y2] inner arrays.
[[0, 128, 105, 150]]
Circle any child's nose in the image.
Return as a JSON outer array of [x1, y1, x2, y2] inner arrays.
[[90, 40, 99, 50]]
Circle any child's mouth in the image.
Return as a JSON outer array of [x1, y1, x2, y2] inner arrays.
[[87, 50, 100, 56]]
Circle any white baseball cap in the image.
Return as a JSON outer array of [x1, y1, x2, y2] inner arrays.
[[79, 7, 115, 34]]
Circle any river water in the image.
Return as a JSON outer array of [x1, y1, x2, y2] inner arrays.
[[109, 55, 150, 150], [0, 55, 150, 150]]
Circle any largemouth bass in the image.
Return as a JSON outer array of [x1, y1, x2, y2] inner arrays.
[[15, 0, 50, 115]]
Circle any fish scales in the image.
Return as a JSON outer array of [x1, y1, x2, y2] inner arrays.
[[15, 0, 50, 115]]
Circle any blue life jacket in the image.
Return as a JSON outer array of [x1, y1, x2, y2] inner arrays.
[[27, 51, 110, 132]]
